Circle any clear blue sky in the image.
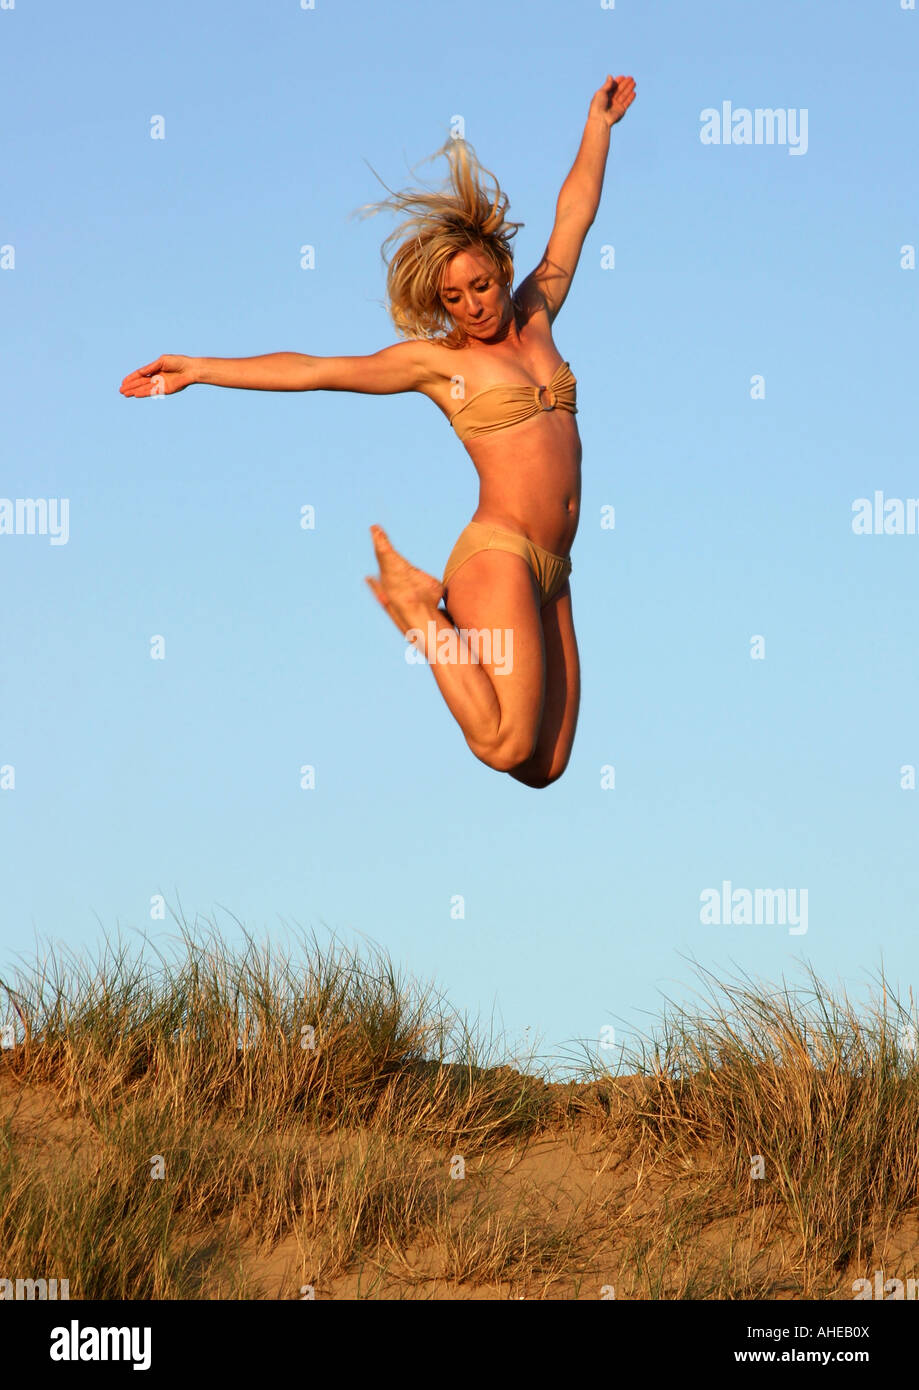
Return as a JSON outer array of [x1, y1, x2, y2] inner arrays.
[[2, 0, 917, 1078]]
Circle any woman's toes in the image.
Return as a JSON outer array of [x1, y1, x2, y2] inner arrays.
[[365, 576, 388, 608]]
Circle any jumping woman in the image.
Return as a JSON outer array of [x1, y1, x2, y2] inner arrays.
[[120, 74, 636, 787]]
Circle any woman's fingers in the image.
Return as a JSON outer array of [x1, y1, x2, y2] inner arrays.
[[609, 76, 636, 122], [120, 359, 162, 390], [120, 375, 160, 396], [120, 357, 187, 395], [121, 376, 173, 396], [133, 357, 165, 378]]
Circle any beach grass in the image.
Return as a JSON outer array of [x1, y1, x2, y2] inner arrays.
[[1, 918, 917, 1299]]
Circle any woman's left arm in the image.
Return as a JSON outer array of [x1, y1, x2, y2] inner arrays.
[[557, 75, 637, 224], [516, 75, 636, 323]]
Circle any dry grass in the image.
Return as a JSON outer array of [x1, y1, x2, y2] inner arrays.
[[1, 923, 918, 1299]]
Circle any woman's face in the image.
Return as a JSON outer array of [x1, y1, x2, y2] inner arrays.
[[440, 249, 511, 341]]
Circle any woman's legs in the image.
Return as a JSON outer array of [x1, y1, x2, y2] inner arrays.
[[508, 581, 580, 788], [366, 525, 547, 773]]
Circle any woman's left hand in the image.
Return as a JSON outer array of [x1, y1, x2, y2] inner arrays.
[[590, 74, 637, 127]]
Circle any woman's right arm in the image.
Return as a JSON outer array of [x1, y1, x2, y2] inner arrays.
[[119, 343, 432, 398]]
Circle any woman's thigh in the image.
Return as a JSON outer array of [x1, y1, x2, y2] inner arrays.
[[510, 580, 580, 786], [442, 548, 547, 759]]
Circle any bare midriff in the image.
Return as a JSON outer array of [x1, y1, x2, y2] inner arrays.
[[462, 407, 581, 557]]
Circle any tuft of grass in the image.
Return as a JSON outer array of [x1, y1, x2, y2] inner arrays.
[[573, 960, 919, 1295], [0, 1115, 254, 1299], [0, 916, 548, 1146]]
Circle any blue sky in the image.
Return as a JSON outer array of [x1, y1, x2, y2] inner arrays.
[[2, 0, 917, 1077]]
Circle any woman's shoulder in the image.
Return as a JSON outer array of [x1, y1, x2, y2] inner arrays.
[[411, 340, 476, 421]]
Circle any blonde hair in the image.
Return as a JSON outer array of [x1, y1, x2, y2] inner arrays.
[[353, 137, 523, 347]]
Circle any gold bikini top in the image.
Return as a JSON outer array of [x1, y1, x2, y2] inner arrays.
[[449, 360, 578, 443]]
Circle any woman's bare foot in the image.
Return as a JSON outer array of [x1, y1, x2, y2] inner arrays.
[[365, 524, 444, 635]]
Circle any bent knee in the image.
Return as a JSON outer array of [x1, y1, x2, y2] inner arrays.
[[510, 766, 563, 789], [470, 729, 539, 774], [509, 749, 571, 788]]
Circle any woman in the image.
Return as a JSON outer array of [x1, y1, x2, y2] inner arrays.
[[120, 74, 636, 787]]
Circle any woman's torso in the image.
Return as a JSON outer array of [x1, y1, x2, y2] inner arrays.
[[417, 297, 581, 557]]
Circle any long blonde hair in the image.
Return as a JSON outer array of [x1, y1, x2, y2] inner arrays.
[[353, 136, 523, 347]]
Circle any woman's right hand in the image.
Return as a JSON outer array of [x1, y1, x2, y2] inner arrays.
[[120, 354, 197, 397], [590, 74, 637, 128]]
